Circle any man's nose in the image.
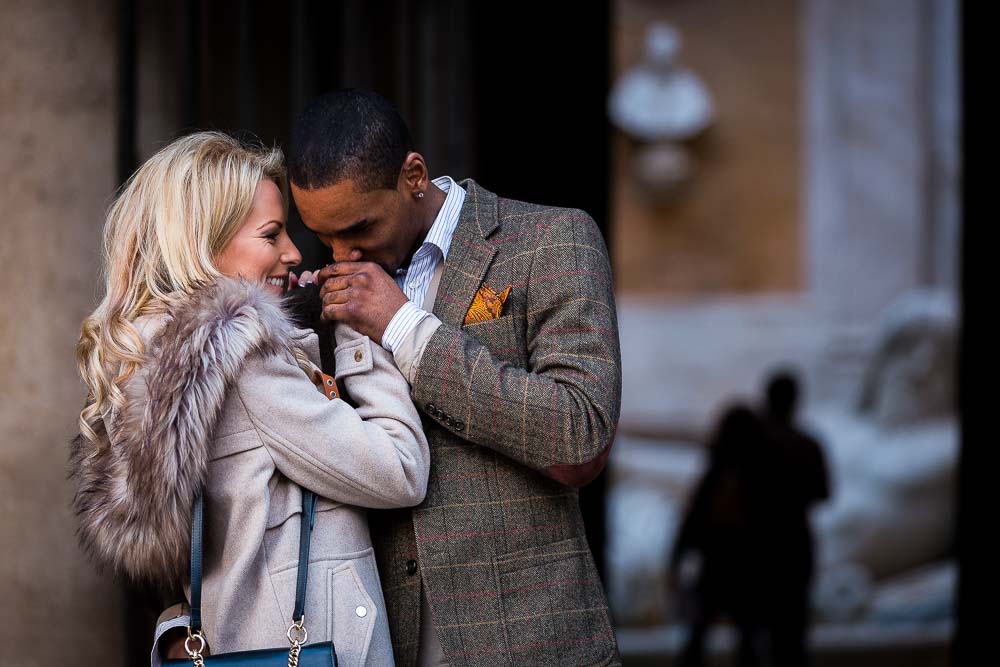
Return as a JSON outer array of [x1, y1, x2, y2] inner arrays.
[[330, 243, 361, 263]]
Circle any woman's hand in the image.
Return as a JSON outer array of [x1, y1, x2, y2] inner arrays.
[[290, 268, 323, 289]]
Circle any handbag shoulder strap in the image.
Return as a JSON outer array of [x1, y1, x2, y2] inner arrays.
[[293, 490, 318, 621], [188, 488, 318, 635]]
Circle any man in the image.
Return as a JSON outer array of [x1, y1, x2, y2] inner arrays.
[[158, 88, 622, 665], [298, 88, 622, 666], [758, 370, 830, 667]]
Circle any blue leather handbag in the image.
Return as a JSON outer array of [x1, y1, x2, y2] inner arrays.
[[164, 490, 337, 666]]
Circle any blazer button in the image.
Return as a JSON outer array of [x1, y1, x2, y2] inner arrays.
[[455, 421, 465, 432], [426, 403, 436, 413], [406, 559, 418, 576]]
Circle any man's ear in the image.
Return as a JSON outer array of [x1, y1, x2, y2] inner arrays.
[[399, 152, 428, 195]]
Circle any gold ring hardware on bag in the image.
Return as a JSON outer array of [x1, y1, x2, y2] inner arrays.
[[185, 630, 207, 667], [286, 617, 309, 667], [286, 617, 308, 644]]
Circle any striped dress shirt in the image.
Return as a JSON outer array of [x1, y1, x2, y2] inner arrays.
[[381, 176, 465, 353]]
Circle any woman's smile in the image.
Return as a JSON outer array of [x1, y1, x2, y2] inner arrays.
[[264, 273, 288, 295]]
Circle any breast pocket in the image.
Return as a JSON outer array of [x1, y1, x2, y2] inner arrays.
[[462, 315, 523, 364]]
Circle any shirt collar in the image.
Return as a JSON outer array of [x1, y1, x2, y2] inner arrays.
[[421, 175, 465, 260]]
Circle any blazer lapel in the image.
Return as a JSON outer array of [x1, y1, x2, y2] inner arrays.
[[432, 179, 500, 327]]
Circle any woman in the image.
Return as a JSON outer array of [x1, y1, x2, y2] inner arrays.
[[666, 405, 773, 667], [70, 131, 428, 665]]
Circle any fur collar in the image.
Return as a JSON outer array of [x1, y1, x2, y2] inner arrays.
[[70, 278, 299, 588]]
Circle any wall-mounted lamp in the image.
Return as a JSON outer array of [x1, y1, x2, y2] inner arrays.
[[609, 22, 714, 198]]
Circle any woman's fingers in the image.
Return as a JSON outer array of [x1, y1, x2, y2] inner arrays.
[[296, 267, 328, 287]]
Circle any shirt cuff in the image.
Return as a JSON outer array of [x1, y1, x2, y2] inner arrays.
[[151, 614, 190, 667], [393, 314, 443, 385], [382, 301, 432, 353]]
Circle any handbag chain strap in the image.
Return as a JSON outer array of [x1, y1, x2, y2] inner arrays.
[[185, 488, 318, 665]]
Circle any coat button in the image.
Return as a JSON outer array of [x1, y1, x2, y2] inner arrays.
[[355, 606, 368, 618], [406, 559, 418, 576], [354, 349, 363, 362], [455, 421, 465, 432], [426, 403, 436, 412]]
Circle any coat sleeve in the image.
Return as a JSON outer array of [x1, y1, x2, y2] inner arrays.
[[235, 327, 429, 508], [410, 210, 622, 487]]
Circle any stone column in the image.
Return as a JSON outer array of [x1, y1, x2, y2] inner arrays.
[[804, 0, 960, 323], [0, 1, 122, 665], [803, 0, 960, 403]]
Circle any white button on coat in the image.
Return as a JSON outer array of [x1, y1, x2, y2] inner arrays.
[[355, 606, 368, 618]]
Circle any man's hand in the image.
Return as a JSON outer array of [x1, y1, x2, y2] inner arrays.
[[317, 262, 408, 344]]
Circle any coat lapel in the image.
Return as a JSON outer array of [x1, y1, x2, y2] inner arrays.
[[432, 179, 500, 327]]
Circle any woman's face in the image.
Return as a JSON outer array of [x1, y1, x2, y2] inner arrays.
[[215, 179, 301, 297]]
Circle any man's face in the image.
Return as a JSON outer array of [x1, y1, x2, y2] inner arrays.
[[291, 177, 421, 274]]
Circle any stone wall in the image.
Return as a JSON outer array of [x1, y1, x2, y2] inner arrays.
[[611, 0, 803, 296], [612, 0, 960, 435]]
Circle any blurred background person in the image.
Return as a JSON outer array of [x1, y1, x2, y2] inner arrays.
[[667, 405, 772, 667], [759, 369, 831, 667]]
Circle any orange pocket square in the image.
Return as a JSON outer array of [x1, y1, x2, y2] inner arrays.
[[464, 283, 512, 325]]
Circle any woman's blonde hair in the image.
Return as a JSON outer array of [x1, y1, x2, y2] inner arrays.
[[76, 131, 287, 444]]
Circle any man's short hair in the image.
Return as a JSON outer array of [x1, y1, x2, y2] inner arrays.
[[765, 369, 800, 419], [288, 89, 413, 192]]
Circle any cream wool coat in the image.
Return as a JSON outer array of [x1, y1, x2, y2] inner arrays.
[[70, 279, 429, 665]]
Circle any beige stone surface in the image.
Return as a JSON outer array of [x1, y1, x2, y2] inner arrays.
[[612, 0, 802, 295], [0, 1, 122, 664]]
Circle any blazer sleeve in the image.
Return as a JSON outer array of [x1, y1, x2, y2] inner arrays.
[[235, 326, 429, 508], [411, 209, 622, 487]]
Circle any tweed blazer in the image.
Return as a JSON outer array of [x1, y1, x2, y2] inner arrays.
[[369, 180, 623, 666], [70, 280, 429, 666]]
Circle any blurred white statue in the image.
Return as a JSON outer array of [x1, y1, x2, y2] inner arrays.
[[809, 288, 958, 620], [605, 290, 958, 626], [608, 22, 714, 142]]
